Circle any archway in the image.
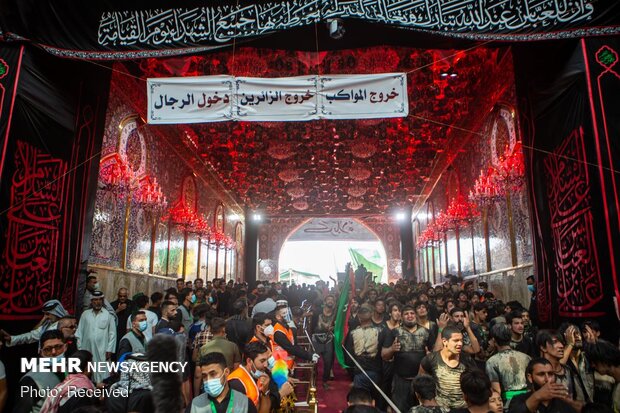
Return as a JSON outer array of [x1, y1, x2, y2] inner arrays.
[[278, 218, 388, 285]]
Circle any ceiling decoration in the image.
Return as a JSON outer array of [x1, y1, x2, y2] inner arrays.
[[134, 45, 503, 216]]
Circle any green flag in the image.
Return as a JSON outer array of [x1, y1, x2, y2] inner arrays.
[[348, 248, 384, 282], [334, 265, 353, 368]]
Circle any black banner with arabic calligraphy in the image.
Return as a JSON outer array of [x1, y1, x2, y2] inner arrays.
[[514, 39, 620, 337], [0, 0, 619, 60], [0, 45, 110, 323]]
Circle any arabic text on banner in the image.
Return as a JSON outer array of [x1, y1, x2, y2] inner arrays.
[[147, 73, 408, 124]]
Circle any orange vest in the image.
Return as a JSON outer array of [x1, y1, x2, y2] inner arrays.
[[272, 321, 295, 369], [227, 366, 259, 406], [249, 336, 274, 352]]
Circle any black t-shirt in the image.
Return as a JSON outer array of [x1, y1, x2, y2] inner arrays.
[[383, 326, 433, 378], [510, 336, 536, 357], [508, 392, 577, 413]]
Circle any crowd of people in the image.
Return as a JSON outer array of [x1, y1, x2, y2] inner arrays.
[[0, 269, 619, 413]]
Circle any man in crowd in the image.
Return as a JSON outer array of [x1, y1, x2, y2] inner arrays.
[[117, 311, 148, 358], [227, 341, 273, 412], [155, 300, 178, 332], [13, 330, 67, 413], [459, 368, 493, 413], [311, 294, 337, 390], [410, 374, 449, 413], [189, 351, 257, 413], [111, 287, 133, 350], [560, 323, 594, 403], [196, 317, 241, 395], [508, 358, 576, 413], [127, 293, 158, 342], [382, 304, 434, 413], [252, 288, 278, 317], [58, 315, 79, 356], [226, 298, 252, 353], [345, 303, 386, 408], [178, 288, 195, 332], [420, 326, 477, 409], [585, 339, 620, 411], [435, 308, 481, 355], [486, 323, 531, 405], [273, 304, 318, 370], [508, 311, 536, 357], [76, 290, 117, 383], [250, 312, 275, 349], [149, 291, 163, 318], [1, 299, 67, 348]]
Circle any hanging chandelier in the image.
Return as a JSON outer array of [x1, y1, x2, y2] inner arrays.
[[99, 153, 136, 192], [278, 167, 299, 183], [286, 184, 305, 199], [446, 194, 480, 228], [134, 175, 167, 210], [351, 139, 377, 159], [347, 185, 367, 197], [496, 141, 525, 192], [349, 165, 371, 181], [267, 142, 295, 160], [292, 199, 309, 210], [469, 166, 503, 205], [346, 199, 364, 210], [191, 214, 211, 238], [163, 200, 199, 229]]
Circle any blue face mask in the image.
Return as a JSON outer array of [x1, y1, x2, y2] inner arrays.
[[267, 356, 275, 370], [191, 294, 197, 304], [203, 374, 225, 397], [527, 285, 536, 293], [251, 362, 265, 379], [56, 353, 65, 363], [208, 297, 215, 304], [138, 321, 148, 332]]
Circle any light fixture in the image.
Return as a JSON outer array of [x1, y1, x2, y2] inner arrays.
[[251, 213, 263, 222], [327, 18, 345, 40], [440, 67, 458, 78], [395, 211, 407, 222], [227, 213, 240, 222]]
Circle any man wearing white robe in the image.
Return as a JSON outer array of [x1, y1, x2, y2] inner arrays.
[[76, 291, 117, 383]]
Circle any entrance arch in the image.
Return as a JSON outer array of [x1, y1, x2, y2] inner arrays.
[[278, 218, 388, 285]]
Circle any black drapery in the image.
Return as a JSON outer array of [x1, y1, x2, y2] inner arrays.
[[514, 37, 620, 338], [0, 46, 110, 322], [0, 0, 619, 59]]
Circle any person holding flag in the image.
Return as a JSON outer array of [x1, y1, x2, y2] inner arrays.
[[334, 263, 356, 370], [311, 294, 337, 390]]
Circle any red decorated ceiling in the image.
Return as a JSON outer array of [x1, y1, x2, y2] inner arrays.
[[127, 45, 510, 216]]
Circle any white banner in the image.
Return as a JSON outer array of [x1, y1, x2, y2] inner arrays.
[[148, 75, 234, 124], [318, 73, 407, 119], [147, 73, 408, 124]]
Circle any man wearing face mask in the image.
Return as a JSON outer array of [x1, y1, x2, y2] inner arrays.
[[272, 305, 318, 370], [189, 351, 257, 413], [526, 275, 539, 326], [250, 312, 275, 349], [311, 294, 337, 389], [228, 341, 275, 413], [117, 311, 148, 358]]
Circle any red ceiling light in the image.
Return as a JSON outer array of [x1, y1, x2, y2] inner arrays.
[[267, 142, 295, 160], [349, 164, 371, 181], [351, 139, 377, 159], [278, 167, 299, 183], [292, 199, 309, 210], [346, 199, 364, 210], [347, 185, 367, 197], [286, 184, 305, 199]]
